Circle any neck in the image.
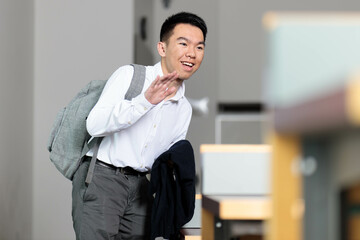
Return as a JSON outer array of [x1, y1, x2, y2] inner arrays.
[[170, 78, 183, 89], [165, 79, 183, 101]]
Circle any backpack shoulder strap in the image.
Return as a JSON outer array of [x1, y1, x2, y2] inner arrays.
[[85, 64, 146, 184], [85, 137, 102, 184], [125, 64, 146, 100]]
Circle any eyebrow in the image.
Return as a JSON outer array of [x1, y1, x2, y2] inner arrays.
[[177, 37, 206, 46]]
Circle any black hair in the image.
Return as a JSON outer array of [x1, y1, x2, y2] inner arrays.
[[160, 12, 207, 42]]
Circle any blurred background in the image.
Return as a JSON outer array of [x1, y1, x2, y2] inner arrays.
[[1, 0, 360, 239]]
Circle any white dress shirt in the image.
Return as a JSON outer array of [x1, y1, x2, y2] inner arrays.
[[86, 62, 192, 172]]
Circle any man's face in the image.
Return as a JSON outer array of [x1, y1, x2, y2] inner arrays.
[[158, 23, 205, 80]]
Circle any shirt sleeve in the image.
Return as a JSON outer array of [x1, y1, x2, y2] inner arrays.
[[86, 65, 155, 137]]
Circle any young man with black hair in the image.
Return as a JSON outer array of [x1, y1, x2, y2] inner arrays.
[[71, 12, 207, 239]]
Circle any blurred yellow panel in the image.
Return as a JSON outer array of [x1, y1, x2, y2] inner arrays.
[[348, 215, 360, 240]]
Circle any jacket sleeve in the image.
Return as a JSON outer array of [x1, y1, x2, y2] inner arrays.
[[86, 65, 154, 137]]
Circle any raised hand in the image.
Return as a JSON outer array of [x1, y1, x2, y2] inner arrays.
[[145, 71, 179, 105]]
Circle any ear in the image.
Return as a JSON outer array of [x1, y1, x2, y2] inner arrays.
[[157, 41, 166, 57]]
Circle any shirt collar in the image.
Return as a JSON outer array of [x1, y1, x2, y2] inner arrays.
[[154, 62, 163, 77], [171, 82, 185, 102]]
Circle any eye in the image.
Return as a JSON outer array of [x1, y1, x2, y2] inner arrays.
[[179, 42, 187, 46], [197, 45, 204, 50]]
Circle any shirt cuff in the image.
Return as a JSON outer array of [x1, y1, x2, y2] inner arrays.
[[132, 93, 155, 113]]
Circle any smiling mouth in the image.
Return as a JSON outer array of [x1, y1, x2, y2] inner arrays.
[[181, 61, 194, 67]]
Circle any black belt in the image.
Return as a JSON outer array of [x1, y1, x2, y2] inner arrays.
[[84, 156, 148, 176]]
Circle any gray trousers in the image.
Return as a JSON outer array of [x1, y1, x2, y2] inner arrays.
[[72, 160, 153, 240]]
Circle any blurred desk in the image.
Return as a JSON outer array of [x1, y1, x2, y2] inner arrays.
[[180, 194, 202, 240], [200, 144, 271, 240], [183, 194, 202, 229], [180, 228, 201, 240], [202, 195, 270, 240]]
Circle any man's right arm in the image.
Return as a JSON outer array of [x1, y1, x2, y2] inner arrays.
[[86, 65, 154, 137], [86, 65, 180, 137]]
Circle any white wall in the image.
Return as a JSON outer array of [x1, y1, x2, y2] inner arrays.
[[33, 1, 134, 239], [0, 0, 34, 239], [134, 0, 156, 65]]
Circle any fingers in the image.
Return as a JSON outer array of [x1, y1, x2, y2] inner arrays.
[[164, 86, 177, 96], [158, 71, 179, 85], [162, 71, 179, 81], [151, 75, 161, 87], [151, 72, 178, 92], [161, 72, 178, 91], [145, 71, 179, 104]]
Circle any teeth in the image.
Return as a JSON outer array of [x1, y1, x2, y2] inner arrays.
[[182, 62, 194, 67]]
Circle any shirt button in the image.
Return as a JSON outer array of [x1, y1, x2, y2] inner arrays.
[[145, 144, 148, 148], [154, 124, 156, 128], [144, 107, 147, 110], [128, 121, 131, 124]]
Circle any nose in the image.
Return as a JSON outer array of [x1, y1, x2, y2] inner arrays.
[[186, 48, 196, 58]]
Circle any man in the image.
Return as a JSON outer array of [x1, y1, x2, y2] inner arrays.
[[71, 12, 207, 240]]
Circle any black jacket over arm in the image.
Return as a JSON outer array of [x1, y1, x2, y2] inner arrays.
[[149, 140, 196, 240]]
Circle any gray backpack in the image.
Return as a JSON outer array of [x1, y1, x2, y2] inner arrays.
[[47, 64, 146, 183]]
